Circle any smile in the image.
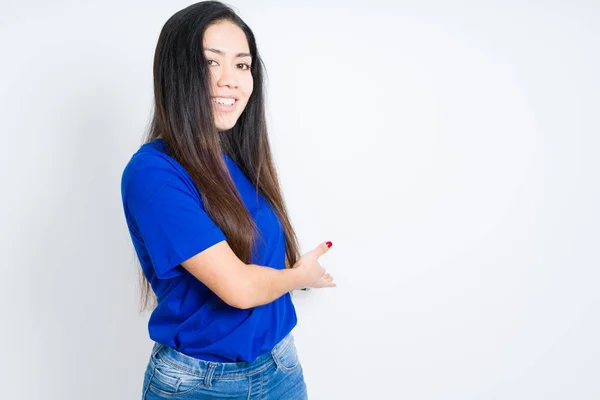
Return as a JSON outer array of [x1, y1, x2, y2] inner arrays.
[[213, 97, 238, 112]]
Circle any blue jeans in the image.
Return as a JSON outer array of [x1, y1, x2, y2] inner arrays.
[[142, 334, 308, 399]]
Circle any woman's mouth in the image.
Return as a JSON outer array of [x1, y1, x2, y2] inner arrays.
[[213, 97, 238, 112]]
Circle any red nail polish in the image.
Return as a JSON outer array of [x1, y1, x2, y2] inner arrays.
[[326, 241, 332, 248]]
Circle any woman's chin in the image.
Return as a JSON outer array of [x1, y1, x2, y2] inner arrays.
[[215, 118, 238, 131]]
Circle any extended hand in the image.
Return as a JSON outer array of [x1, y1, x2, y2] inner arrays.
[[293, 241, 336, 290]]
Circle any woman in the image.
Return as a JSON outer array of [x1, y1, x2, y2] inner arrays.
[[120, 1, 335, 399]]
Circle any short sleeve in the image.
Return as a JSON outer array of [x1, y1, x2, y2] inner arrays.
[[123, 162, 227, 279]]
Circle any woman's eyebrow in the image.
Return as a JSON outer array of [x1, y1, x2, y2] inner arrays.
[[204, 48, 252, 58]]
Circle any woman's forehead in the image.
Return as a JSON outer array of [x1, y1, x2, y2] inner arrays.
[[203, 20, 249, 54]]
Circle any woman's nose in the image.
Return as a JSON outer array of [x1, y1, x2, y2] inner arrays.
[[217, 66, 238, 88]]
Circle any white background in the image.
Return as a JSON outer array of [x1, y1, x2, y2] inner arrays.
[[1, 0, 599, 399]]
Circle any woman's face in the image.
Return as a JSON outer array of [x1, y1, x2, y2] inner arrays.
[[203, 20, 254, 131]]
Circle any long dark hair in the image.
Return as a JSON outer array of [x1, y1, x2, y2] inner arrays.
[[138, 1, 301, 310]]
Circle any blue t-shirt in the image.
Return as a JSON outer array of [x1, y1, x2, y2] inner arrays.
[[120, 139, 297, 362]]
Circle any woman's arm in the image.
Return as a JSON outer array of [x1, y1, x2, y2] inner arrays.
[[181, 240, 330, 309]]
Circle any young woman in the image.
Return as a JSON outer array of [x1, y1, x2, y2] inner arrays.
[[120, 1, 335, 399]]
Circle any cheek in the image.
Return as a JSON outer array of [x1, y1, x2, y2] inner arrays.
[[242, 76, 254, 100], [208, 70, 218, 89]]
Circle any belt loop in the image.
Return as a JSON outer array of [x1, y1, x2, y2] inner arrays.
[[203, 362, 217, 388], [271, 348, 282, 371], [151, 342, 164, 358]]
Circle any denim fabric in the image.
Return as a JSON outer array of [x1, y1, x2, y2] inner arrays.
[[142, 334, 308, 399]]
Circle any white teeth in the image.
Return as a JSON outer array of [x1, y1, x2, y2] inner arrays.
[[215, 97, 235, 105]]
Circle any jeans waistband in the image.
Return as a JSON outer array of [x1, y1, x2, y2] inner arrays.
[[151, 333, 294, 379]]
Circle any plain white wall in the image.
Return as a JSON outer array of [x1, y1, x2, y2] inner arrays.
[[1, 0, 599, 398]]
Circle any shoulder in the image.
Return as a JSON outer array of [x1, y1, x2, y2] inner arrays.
[[123, 141, 179, 177], [121, 140, 193, 201]]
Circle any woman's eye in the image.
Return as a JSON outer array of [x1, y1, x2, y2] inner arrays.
[[207, 60, 218, 66], [237, 63, 251, 70]]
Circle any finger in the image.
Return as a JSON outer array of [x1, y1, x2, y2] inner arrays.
[[319, 275, 335, 286], [311, 241, 333, 259]]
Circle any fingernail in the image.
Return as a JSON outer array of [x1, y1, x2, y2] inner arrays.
[[326, 241, 333, 248]]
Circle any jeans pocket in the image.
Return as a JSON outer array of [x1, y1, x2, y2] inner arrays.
[[149, 358, 204, 396], [272, 339, 301, 373]]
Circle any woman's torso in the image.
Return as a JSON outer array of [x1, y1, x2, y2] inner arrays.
[[121, 139, 297, 362]]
